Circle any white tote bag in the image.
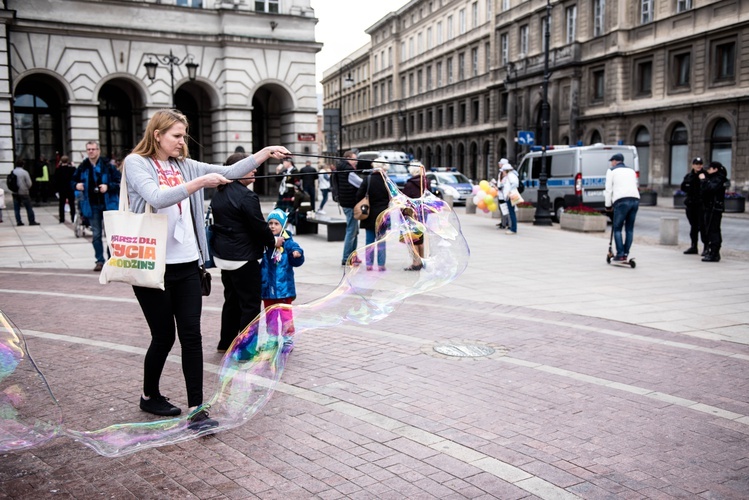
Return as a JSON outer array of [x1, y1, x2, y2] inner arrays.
[[99, 164, 168, 289]]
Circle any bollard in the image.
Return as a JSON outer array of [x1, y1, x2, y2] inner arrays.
[[660, 217, 679, 245], [465, 196, 477, 214]]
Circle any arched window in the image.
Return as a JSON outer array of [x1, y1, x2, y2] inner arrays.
[[435, 144, 442, 169], [590, 130, 602, 144], [425, 146, 433, 169], [483, 141, 492, 179], [457, 143, 465, 172], [446, 144, 453, 168], [99, 84, 134, 161], [635, 127, 651, 186], [710, 119, 732, 180], [669, 123, 688, 185], [13, 79, 64, 166]]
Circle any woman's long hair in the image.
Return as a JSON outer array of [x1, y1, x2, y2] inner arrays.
[[131, 109, 190, 160]]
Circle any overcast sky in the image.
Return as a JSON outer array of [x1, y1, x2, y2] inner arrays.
[[311, 0, 407, 93]]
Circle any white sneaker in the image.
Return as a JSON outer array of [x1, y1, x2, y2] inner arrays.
[[317, 209, 326, 214], [505, 230, 516, 235]]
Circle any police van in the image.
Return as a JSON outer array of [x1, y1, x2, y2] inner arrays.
[[515, 144, 639, 221], [357, 150, 410, 187]]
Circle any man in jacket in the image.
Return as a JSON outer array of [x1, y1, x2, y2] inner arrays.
[[680, 157, 705, 255], [331, 150, 362, 266], [604, 153, 640, 261], [699, 161, 727, 262], [10, 159, 39, 226], [299, 160, 317, 211], [72, 141, 121, 271], [210, 153, 284, 352]]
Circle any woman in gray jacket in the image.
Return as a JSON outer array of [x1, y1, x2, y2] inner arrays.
[[125, 109, 289, 431]]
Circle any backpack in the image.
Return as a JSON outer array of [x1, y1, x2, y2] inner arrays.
[[516, 175, 525, 194], [7, 171, 19, 193]]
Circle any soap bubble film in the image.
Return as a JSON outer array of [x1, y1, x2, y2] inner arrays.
[[1, 174, 469, 457]]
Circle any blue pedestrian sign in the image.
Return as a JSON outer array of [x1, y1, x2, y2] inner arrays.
[[518, 131, 535, 145]]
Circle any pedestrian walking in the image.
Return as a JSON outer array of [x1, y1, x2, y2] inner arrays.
[[299, 160, 317, 212], [331, 150, 362, 266], [499, 159, 519, 235], [9, 159, 39, 226], [317, 164, 332, 213], [124, 108, 289, 431], [72, 141, 121, 271]]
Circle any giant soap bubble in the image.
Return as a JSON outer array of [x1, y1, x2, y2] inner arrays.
[[1, 174, 469, 456]]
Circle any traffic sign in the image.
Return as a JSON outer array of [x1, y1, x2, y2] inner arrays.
[[518, 131, 535, 145]]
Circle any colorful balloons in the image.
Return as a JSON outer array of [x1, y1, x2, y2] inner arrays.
[[474, 179, 498, 213]]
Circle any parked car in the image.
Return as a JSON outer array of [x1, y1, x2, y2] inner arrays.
[[357, 150, 410, 187], [425, 171, 474, 205]]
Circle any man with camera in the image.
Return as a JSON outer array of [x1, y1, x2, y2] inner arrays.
[[73, 141, 121, 271]]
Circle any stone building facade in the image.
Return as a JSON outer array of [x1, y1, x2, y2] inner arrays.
[[0, 0, 320, 195], [322, 0, 748, 194]]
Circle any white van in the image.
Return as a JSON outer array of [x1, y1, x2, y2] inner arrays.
[[515, 144, 639, 220], [357, 150, 410, 187]]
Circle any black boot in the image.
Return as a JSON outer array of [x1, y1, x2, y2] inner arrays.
[[702, 251, 720, 262], [683, 247, 698, 255]]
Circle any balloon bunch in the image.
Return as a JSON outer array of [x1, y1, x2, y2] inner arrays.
[[471, 180, 499, 213]]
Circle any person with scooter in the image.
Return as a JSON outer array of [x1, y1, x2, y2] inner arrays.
[[604, 153, 640, 263]]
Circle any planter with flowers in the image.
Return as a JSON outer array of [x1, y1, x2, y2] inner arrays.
[[673, 190, 686, 209], [724, 192, 745, 213], [638, 188, 658, 206], [560, 205, 607, 232], [516, 202, 536, 222]]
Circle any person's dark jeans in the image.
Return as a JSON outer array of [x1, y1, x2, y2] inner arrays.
[[90, 204, 105, 263], [703, 209, 723, 255], [218, 260, 262, 351], [304, 186, 316, 212], [58, 189, 76, 223], [612, 198, 639, 258], [133, 261, 204, 408], [319, 189, 330, 210], [685, 204, 704, 249], [342, 207, 359, 264], [13, 194, 36, 224], [507, 201, 517, 233], [364, 227, 387, 267]]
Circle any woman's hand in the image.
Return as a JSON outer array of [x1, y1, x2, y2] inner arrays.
[[201, 173, 231, 189], [264, 146, 291, 161]]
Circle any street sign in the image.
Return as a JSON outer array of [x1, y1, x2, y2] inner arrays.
[[518, 131, 535, 145]]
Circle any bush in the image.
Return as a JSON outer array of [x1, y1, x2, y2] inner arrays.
[[516, 201, 534, 208], [564, 205, 604, 216]]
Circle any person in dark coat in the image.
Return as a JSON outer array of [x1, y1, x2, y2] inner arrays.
[[299, 160, 317, 212], [400, 161, 430, 271], [699, 161, 727, 262], [210, 152, 283, 352], [331, 150, 362, 266], [680, 157, 705, 255], [355, 158, 391, 271], [55, 155, 77, 223]]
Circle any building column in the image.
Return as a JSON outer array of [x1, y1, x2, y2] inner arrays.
[[0, 11, 14, 176], [67, 103, 101, 164]]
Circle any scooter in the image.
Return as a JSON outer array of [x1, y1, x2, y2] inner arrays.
[[606, 221, 636, 268]]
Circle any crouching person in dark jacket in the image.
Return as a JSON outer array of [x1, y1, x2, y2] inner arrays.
[[210, 153, 284, 352]]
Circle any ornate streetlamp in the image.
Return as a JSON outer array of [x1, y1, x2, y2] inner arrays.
[[534, 0, 553, 226], [143, 50, 199, 108]]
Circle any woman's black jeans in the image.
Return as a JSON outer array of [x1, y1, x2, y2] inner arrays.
[[133, 260, 204, 408]]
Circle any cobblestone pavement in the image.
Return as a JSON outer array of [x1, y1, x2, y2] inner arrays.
[[0, 203, 747, 498]]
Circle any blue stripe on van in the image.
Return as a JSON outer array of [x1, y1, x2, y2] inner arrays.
[[524, 177, 606, 188]]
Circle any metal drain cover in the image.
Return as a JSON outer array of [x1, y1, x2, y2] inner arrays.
[[433, 344, 496, 357]]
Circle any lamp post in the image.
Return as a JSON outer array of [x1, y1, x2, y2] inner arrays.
[[337, 58, 355, 156], [534, 0, 553, 226], [143, 50, 199, 108], [505, 62, 519, 166]]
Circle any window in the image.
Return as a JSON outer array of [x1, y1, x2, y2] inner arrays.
[[459, 9, 466, 34], [635, 127, 651, 185], [500, 33, 508, 66], [484, 96, 490, 122], [713, 40, 736, 82], [409, 73, 414, 96], [458, 53, 465, 80], [418, 113, 424, 131], [447, 105, 454, 126], [255, 0, 278, 13], [485, 43, 490, 73], [499, 92, 508, 119], [388, 79, 393, 101], [437, 61, 443, 87], [373, 84, 379, 106], [417, 70, 423, 93], [459, 102, 466, 124], [437, 21, 443, 44], [427, 110, 433, 130], [592, 69, 605, 101], [472, 48, 478, 77], [401, 76, 406, 97], [401, 42, 406, 61], [427, 27, 433, 50], [426, 65, 432, 90], [471, 99, 479, 123], [593, 0, 605, 37], [388, 47, 392, 67], [486, 0, 492, 20], [381, 84, 385, 105], [13, 88, 63, 165], [374, 55, 378, 73], [387, 118, 393, 136], [669, 123, 688, 185], [672, 52, 690, 89], [635, 60, 652, 96], [177, 0, 203, 6], [437, 107, 443, 128], [677, 0, 692, 12], [640, 0, 653, 24], [417, 33, 423, 54], [501, 0, 509, 12], [711, 119, 733, 179], [447, 15, 454, 39], [519, 25, 528, 55], [447, 57, 453, 84], [566, 6, 577, 44], [409, 37, 414, 59], [472, 2, 478, 28]]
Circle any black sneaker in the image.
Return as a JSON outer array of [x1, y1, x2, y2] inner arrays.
[[188, 409, 219, 431], [683, 247, 698, 255], [140, 395, 181, 416], [29, 222, 40, 226]]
